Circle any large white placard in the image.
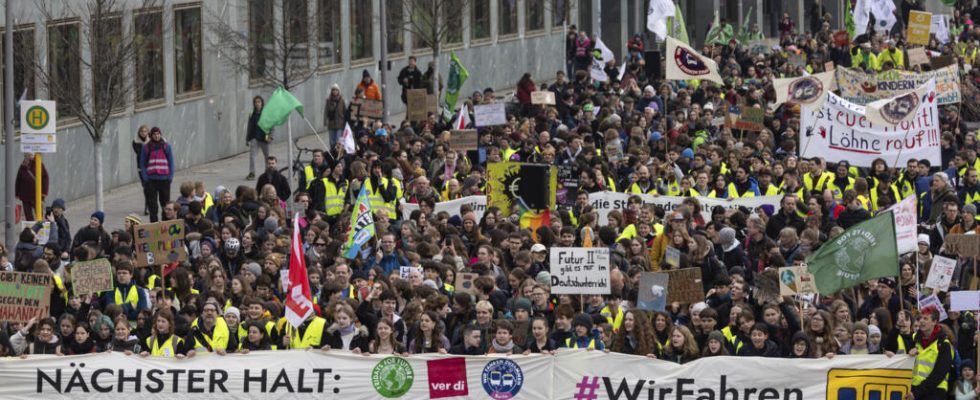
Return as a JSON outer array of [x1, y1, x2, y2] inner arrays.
[[401, 195, 486, 221], [550, 247, 611, 295], [882, 195, 917, 254], [925, 255, 957, 291], [587, 191, 781, 225], [473, 103, 507, 127]]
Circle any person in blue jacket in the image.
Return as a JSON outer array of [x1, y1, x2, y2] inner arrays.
[[564, 313, 605, 350], [101, 261, 148, 322]]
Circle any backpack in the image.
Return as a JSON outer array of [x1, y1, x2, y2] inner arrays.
[[14, 246, 38, 272]]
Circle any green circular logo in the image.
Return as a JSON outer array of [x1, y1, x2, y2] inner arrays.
[[371, 356, 414, 398], [25, 106, 49, 130]]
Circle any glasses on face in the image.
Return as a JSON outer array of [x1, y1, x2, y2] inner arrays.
[[315, 242, 327, 247]]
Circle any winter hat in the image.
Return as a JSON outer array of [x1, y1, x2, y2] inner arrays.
[[264, 216, 279, 233], [643, 85, 655, 95], [681, 148, 694, 159], [330, 83, 341, 91], [535, 271, 551, 286], [243, 262, 262, 277], [868, 324, 882, 338], [572, 313, 593, 331], [215, 185, 227, 197], [965, 203, 978, 216], [719, 227, 737, 248], [759, 204, 775, 218], [421, 279, 439, 290], [352, 269, 370, 282], [91, 211, 105, 225], [708, 330, 726, 345], [150, 127, 162, 135], [649, 131, 663, 142], [125, 214, 142, 226], [362, 69, 371, 78], [852, 321, 869, 335], [52, 198, 66, 211], [200, 237, 218, 253], [962, 360, 976, 373], [225, 307, 241, 321], [514, 297, 533, 314], [791, 331, 808, 344], [375, 127, 388, 137], [918, 234, 930, 246]]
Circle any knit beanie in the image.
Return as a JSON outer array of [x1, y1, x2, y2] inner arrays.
[[573, 313, 593, 331]]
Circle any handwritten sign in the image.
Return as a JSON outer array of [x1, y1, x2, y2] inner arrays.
[[930, 55, 956, 70], [907, 47, 929, 67], [399, 266, 423, 280], [945, 234, 980, 258], [531, 91, 556, 105], [665, 247, 680, 268], [664, 268, 703, 304], [0, 271, 53, 323], [449, 129, 478, 152], [778, 266, 817, 296], [474, 103, 507, 127], [134, 220, 187, 267], [637, 272, 668, 311], [358, 99, 384, 119], [455, 272, 480, 296], [407, 89, 430, 121], [70, 258, 114, 296], [734, 107, 765, 131], [925, 255, 956, 292], [550, 247, 610, 295], [907, 10, 932, 45], [918, 293, 948, 321], [20, 221, 51, 245]]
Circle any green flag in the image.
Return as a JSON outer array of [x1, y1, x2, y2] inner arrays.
[[443, 51, 469, 120], [344, 185, 375, 259], [736, 6, 754, 43], [258, 87, 304, 133], [705, 12, 733, 45], [806, 213, 899, 294], [667, 3, 689, 45], [845, 0, 855, 41]]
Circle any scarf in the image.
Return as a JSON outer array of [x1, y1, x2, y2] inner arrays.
[[338, 323, 356, 336], [919, 325, 941, 348], [492, 340, 515, 353]]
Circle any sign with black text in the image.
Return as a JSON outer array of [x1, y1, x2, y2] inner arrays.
[[550, 247, 610, 295]]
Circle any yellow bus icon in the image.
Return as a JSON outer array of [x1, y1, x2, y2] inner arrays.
[[827, 368, 912, 400]]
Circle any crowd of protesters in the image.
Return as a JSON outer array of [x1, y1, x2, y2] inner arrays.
[[7, 2, 980, 398]]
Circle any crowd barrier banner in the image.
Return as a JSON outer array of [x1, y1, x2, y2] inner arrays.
[[800, 86, 941, 167], [836, 65, 960, 105], [401, 195, 486, 221], [587, 191, 781, 225], [0, 350, 913, 399]]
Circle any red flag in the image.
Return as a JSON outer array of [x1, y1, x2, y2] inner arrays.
[[285, 213, 314, 328]]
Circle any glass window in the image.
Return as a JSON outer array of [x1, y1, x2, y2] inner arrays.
[[284, 0, 309, 70], [526, 0, 544, 32], [471, 0, 490, 41], [135, 10, 164, 103], [499, 0, 518, 36], [411, 0, 433, 50], [1, 27, 35, 103], [318, 0, 341, 66], [386, 0, 404, 54], [47, 20, 81, 118], [836, 388, 856, 400], [248, 0, 274, 79], [174, 5, 203, 94], [444, 3, 462, 44], [350, 0, 373, 61], [92, 15, 124, 112], [552, 0, 570, 27]]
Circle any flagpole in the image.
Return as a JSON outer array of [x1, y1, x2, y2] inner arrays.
[[300, 115, 331, 150], [288, 116, 295, 213]]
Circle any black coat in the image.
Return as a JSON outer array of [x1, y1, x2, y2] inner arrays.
[[256, 169, 291, 202], [322, 324, 371, 352], [397, 66, 423, 103], [246, 110, 270, 143]]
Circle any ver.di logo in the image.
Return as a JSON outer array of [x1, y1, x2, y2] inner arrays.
[[482, 359, 524, 399], [372, 357, 414, 398]]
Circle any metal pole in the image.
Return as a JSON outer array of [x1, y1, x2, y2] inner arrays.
[[34, 153, 41, 219], [5, 2, 16, 249], [379, 0, 388, 124]]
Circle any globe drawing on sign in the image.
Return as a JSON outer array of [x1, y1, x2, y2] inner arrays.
[[835, 235, 873, 278], [674, 46, 709, 76], [780, 269, 798, 292], [788, 76, 823, 104], [879, 91, 920, 125]]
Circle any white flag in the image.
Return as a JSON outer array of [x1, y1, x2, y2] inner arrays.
[[646, 0, 675, 40], [853, 0, 870, 36], [341, 122, 356, 154], [932, 14, 950, 44], [665, 36, 723, 85], [870, 0, 896, 33], [865, 79, 935, 127], [590, 38, 615, 82], [772, 71, 836, 108]]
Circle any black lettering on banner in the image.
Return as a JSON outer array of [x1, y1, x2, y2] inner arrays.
[[91, 368, 114, 393], [676, 378, 694, 398], [312, 368, 332, 393], [187, 369, 205, 393], [244, 369, 266, 393], [146, 369, 164, 393], [296, 369, 313, 393], [118, 368, 142, 392], [65, 367, 89, 393], [166, 369, 185, 393], [270, 368, 294, 393], [209, 369, 229, 393], [37, 369, 60, 393], [603, 377, 644, 400], [759, 388, 781, 400]]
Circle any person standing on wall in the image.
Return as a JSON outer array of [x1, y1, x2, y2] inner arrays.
[[140, 127, 174, 223], [15, 152, 48, 221], [324, 84, 346, 147], [245, 96, 271, 181], [397, 55, 423, 104], [132, 125, 151, 215]]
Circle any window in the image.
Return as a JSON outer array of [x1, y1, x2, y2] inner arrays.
[[552, 0, 570, 27], [284, 0, 310, 70], [444, 3, 462, 44], [411, 0, 433, 50], [471, 0, 490, 41], [350, 0, 373, 61], [47, 20, 81, 118], [248, 0, 273, 79], [1, 27, 35, 104], [499, 0, 518, 36], [135, 10, 164, 103], [386, 0, 404, 55], [526, 0, 544, 32], [174, 5, 203, 95], [578, 0, 593, 35], [91, 14, 124, 112], [318, 0, 341, 66]]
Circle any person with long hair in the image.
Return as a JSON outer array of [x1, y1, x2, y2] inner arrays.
[[524, 317, 558, 354], [664, 325, 700, 364], [106, 316, 141, 354], [408, 311, 449, 354], [884, 309, 915, 355], [140, 308, 195, 358], [805, 310, 839, 357], [133, 125, 151, 215], [64, 322, 99, 355], [245, 96, 271, 181], [651, 311, 673, 355], [369, 318, 407, 355], [238, 320, 272, 353], [611, 310, 656, 357], [323, 302, 371, 353]]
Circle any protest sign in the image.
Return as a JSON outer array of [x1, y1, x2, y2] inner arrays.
[[836, 65, 959, 105], [932, 14, 950, 44], [778, 266, 818, 296], [925, 255, 957, 292], [454, 272, 480, 296], [907, 10, 932, 45], [401, 195, 486, 222], [918, 294, 949, 321], [357, 99, 384, 119], [637, 272, 668, 311], [800, 81, 941, 167], [882, 196, 918, 254], [449, 129, 478, 152], [944, 234, 980, 258], [907, 48, 929, 67], [550, 247, 610, 295], [664, 268, 703, 304], [70, 258, 114, 296], [735, 107, 765, 131], [134, 220, 187, 267], [587, 191, 780, 225], [399, 266, 423, 280], [665, 247, 680, 268], [950, 291, 980, 311], [19, 221, 51, 245], [473, 103, 507, 127], [406, 89, 429, 121], [0, 271, 53, 323], [531, 91, 556, 105], [824, 61, 835, 71], [487, 162, 556, 216], [556, 164, 579, 206]]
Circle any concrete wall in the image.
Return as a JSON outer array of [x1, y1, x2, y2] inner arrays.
[[0, 0, 569, 216]]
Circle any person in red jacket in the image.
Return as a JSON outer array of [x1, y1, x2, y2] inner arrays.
[[15, 152, 48, 221], [516, 73, 536, 117], [356, 70, 382, 101]]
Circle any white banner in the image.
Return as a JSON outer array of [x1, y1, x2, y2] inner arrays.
[[401, 195, 486, 222], [0, 350, 913, 399], [550, 247, 611, 295], [587, 191, 781, 225], [883, 195, 917, 254], [473, 103, 507, 127], [772, 71, 836, 107], [800, 88, 941, 167]]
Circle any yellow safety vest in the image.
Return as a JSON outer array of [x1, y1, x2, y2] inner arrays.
[[304, 165, 318, 190], [565, 337, 597, 349], [600, 305, 624, 333], [202, 192, 214, 216], [364, 177, 394, 220], [870, 185, 901, 213], [804, 172, 834, 194], [830, 177, 855, 200], [320, 178, 347, 217], [288, 317, 327, 349], [721, 326, 744, 353], [146, 274, 160, 290], [759, 184, 780, 196], [238, 320, 279, 350], [53, 275, 68, 303], [146, 335, 183, 357], [191, 316, 230, 352], [627, 182, 658, 195], [443, 282, 455, 296], [388, 178, 403, 220], [665, 181, 682, 196], [114, 285, 140, 308], [727, 182, 757, 198], [912, 337, 951, 391]]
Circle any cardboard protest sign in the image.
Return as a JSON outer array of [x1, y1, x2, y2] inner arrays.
[[945, 234, 980, 258], [0, 271, 53, 323], [474, 103, 507, 127], [950, 290, 980, 312], [357, 99, 384, 119], [930, 55, 956, 70], [406, 89, 429, 121], [734, 107, 765, 131], [454, 272, 480, 296], [664, 268, 703, 304], [399, 266, 423, 280], [907, 47, 929, 67], [531, 91, 556, 105], [402, 195, 487, 222], [778, 266, 818, 296], [550, 247, 611, 295], [918, 294, 948, 321], [907, 10, 932, 45], [925, 255, 957, 291], [449, 129, 478, 152], [134, 220, 187, 267], [70, 258, 114, 296], [665, 247, 680, 268], [637, 272, 668, 311], [21, 221, 51, 245]]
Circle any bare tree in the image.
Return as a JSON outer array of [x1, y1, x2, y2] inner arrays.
[[208, 0, 322, 90], [31, 0, 163, 211], [399, 0, 469, 97]]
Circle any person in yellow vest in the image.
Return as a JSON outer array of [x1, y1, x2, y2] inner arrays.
[[908, 306, 953, 400], [627, 165, 659, 195], [283, 312, 331, 350], [599, 291, 624, 333], [102, 261, 148, 322], [960, 168, 980, 212], [311, 162, 348, 218], [190, 300, 232, 355], [830, 161, 855, 200], [565, 313, 605, 350], [874, 40, 904, 71], [140, 308, 195, 358], [870, 173, 901, 213], [803, 158, 835, 194], [300, 149, 330, 191], [194, 181, 214, 216], [728, 166, 761, 198], [962, 41, 978, 65], [756, 168, 780, 196], [241, 296, 279, 350]]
